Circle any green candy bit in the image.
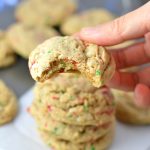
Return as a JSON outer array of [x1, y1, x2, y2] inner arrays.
[[38, 99, 42, 103], [70, 95, 74, 101], [83, 104, 89, 112], [61, 90, 65, 94], [90, 145, 95, 150], [84, 146, 87, 150], [101, 80, 104, 85], [60, 62, 66, 68], [67, 113, 72, 118], [96, 70, 101, 76], [48, 50, 51, 53], [47, 141, 52, 146], [52, 127, 60, 135], [112, 100, 116, 106]]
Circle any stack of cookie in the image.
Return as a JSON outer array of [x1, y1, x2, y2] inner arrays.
[[30, 74, 115, 150]]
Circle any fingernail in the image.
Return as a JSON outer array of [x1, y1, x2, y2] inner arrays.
[[134, 84, 150, 108]]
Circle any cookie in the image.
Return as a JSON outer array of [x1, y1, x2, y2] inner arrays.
[[34, 73, 113, 109], [29, 36, 116, 87], [30, 73, 115, 149], [31, 96, 114, 143], [0, 31, 16, 68], [39, 127, 114, 150], [0, 80, 18, 125], [39, 103, 114, 126], [32, 74, 115, 126], [112, 89, 150, 125], [15, 0, 76, 27], [7, 23, 59, 59], [61, 9, 115, 35]]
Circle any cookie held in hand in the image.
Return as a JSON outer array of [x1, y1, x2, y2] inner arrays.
[[29, 36, 115, 87]]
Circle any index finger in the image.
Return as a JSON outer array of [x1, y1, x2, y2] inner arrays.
[[78, 2, 150, 46]]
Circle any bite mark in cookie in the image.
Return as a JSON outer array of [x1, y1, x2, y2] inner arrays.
[[29, 36, 115, 87]]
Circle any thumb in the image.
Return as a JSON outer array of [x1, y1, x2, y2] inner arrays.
[[79, 2, 150, 46]]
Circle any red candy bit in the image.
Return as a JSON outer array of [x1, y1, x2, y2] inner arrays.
[[96, 108, 114, 116], [100, 86, 109, 93], [46, 66, 52, 71], [52, 96, 59, 100], [101, 122, 111, 129], [58, 68, 64, 73], [27, 107, 31, 113], [47, 105, 52, 112], [51, 118, 56, 123], [45, 122, 48, 128], [83, 41, 90, 47], [29, 60, 35, 70], [89, 138, 95, 144], [92, 122, 110, 131], [78, 98, 85, 104], [63, 58, 69, 62], [63, 58, 78, 70], [73, 111, 78, 116], [92, 126, 99, 132]]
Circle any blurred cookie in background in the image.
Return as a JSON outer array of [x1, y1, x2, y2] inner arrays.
[[7, 23, 59, 59], [0, 80, 18, 125], [0, 30, 16, 68], [112, 89, 150, 125], [15, 0, 77, 27], [61, 8, 115, 35]]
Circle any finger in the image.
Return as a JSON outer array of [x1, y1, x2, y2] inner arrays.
[[111, 42, 150, 69], [144, 32, 150, 58], [134, 84, 150, 108], [107, 71, 138, 91], [79, 2, 150, 45], [107, 67, 150, 91]]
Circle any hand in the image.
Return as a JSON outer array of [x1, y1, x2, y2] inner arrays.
[[78, 2, 150, 107]]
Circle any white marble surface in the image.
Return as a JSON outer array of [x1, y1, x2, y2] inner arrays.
[[0, 89, 150, 150]]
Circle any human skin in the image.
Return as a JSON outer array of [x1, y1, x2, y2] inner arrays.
[[77, 2, 150, 108]]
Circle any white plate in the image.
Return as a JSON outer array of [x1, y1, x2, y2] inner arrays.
[[0, 88, 150, 150]]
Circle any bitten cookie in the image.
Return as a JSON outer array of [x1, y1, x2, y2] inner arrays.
[[0, 31, 16, 68], [15, 0, 76, 27], [0, 80, 18, 125], [61, 9, 115, 35], [29, 36, 115, 87], [112, 89, 150, 125], [7, 23, 58, 59]]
